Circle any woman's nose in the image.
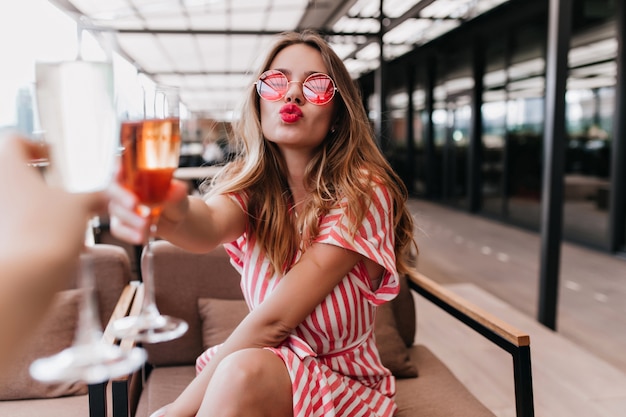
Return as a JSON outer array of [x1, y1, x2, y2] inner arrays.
[[284, 80, 304, 104]]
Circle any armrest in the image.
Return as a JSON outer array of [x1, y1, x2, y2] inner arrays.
[[89, 282, 141, 417], [409, 272, 530, 347], [112, 283, 146, 417], [119, 282, 145, 350], [407, 272, 535, 417], [103, 282, 141, 345]]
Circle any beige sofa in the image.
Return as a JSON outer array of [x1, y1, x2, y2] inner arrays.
[[114, 240, 534, 417], [0, 244, 139, 417]]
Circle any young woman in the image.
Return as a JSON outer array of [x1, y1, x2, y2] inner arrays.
[[109, 30, 417, 417]]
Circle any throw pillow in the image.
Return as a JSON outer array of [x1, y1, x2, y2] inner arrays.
[[392, 275, 416, 347], [197, 297, 418, 378], [0, 289, 88, 400], [375, 301, 418, 378], [197, 298, 249, 350]]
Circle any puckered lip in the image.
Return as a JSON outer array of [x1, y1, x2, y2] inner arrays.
[[279, 103, 303, 117]]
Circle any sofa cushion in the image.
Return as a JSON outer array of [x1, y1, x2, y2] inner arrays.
[[134, 346, 496, 417], [392, 275, 417, 347], [145, 243, 244, 366], [0, 289, 88, 400], [394, 345, 495, 417], [0, 393, 89, 417], [89, 244, 135, 330], [198, 298, 250, 349], [135, 366, 196, 417], [375, 301, 418, 378]]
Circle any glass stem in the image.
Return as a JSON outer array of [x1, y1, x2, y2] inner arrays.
[[141, 216, 161, 318], [75, 23, 83, 61], [74, 220, 104, 346]]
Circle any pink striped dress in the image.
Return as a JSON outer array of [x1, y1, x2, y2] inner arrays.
[[196, 183, 400, 416]]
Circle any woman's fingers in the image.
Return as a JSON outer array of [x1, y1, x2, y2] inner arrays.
[[109, 214, 147, 244], [107, 182, 150, 244], [107, 181, 139, 211], [107, 178, 189, 245]]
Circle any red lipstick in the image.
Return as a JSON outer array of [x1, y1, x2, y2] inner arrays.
[[279, 104, 303, 123]]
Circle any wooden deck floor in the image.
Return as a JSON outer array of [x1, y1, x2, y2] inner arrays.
[[408, 199, 626, 417]]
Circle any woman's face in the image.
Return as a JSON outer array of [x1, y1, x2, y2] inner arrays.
[[259, 43, 335, 157]]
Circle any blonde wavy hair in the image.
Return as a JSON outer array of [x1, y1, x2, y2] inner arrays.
[[204, 30, 417, 277]]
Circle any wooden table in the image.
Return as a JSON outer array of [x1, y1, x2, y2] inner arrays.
[[174, 166, 223, 194], [174, 166, 222, 181]]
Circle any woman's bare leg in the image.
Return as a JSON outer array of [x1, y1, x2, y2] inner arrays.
[[197, 348, 293, 417]]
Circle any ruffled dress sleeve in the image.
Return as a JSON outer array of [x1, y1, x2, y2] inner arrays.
[[314, 182, 399, 305]]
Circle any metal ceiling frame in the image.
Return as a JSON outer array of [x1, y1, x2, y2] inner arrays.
[[51, 0, 466, 75], [46, 0, 508, 118]]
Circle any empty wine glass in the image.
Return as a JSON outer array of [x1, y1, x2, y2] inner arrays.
[[29, 26, 147, 384], [111, 83, 189, 343]]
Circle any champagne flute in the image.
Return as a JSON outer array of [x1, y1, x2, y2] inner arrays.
[[29, 27, 147, 384], [111, 84, 189, 343]]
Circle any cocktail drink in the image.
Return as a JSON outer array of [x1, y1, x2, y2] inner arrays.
[[119, 118, 180, 214], [112, 86, 188, 343]]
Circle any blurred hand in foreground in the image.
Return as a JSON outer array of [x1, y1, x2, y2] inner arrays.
[[0, 133, 108, 369]]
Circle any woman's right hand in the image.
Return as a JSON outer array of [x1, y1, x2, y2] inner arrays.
[[107, 179, 190, 244]]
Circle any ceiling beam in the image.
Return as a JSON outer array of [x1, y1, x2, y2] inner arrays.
[[147, 70, 250, 76], [317, 0, 360, 27], [340, 0, 446, 62], [297, 0, 354, 28], [385, 0, 439, 32], [115, 28, 378, 39]]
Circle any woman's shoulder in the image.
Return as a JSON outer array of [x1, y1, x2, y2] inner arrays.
[[219, 190, 249, 211], [352, 168, 393, 204], [353, 167, 389, 188]]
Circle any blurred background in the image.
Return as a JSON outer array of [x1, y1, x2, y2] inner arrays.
[[1, 0, 620, 254], [1, 0, 623, 336]]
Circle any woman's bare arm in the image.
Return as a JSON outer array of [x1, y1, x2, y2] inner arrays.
[[157, 193, 246, 253], [109, 182, 246, 253]]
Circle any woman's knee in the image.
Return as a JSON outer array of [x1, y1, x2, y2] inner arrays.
[[214, 348, 286, 390], [206, 349, 292, 415]]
